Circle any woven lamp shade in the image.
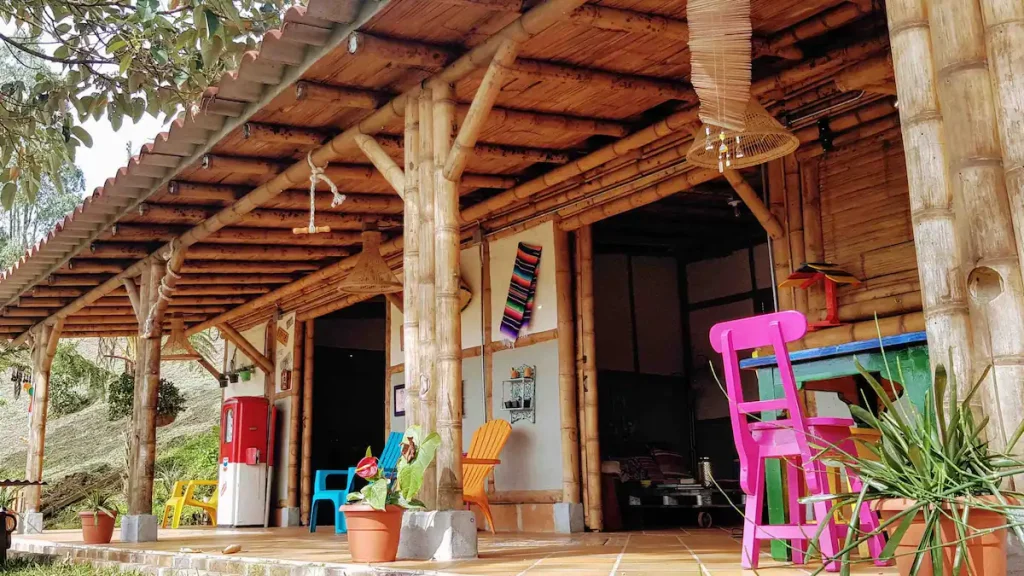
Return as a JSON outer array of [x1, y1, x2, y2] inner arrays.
[[340, 229, 402, 294], [686, 99, 800, 171], [160, 317, 203, 361]]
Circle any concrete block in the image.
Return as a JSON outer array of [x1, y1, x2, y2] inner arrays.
[[397, 510, 478, 561], [553, 502, 584, 534], [19, 512, 44, 534], [120, 515, 159, 543], [278, 507, 301, 527]]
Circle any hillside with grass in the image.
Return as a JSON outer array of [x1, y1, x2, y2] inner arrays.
[[0, 337, 224, 525]]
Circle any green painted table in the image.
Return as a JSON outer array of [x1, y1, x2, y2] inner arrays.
[[738, 331, 930, 560]]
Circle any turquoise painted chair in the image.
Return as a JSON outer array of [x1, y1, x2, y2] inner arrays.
[[309, 431, 404, 533]]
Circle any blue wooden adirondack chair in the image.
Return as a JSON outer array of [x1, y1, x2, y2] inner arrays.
[[309, 431, 404, 533]]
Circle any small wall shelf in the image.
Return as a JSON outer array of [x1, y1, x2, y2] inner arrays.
[[502, 365, 536, 424]]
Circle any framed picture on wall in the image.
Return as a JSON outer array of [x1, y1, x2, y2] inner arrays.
[[394, 384, 406, 417]]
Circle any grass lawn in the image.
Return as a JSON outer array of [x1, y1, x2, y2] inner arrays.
[[2, 557, 140, 576]]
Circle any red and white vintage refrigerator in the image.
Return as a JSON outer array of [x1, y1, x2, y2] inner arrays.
[[218, 396, 274, 527]]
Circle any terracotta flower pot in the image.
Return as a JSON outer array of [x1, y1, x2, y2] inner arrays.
[[341, 504, 404, 563], [874, 498, 1008, 576], [79, 511, 117, 544], [155, 413, 176, 427]]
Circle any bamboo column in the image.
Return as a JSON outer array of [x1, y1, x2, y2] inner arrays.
[[577, 225, 602, 530], [800, 161, 825, 320], [554, 227, 581, 504], [300, 321, 315, 525], [287, 321, 304, 511], [767, 160, 794, 312], [574, 232, 590, 527], [885, 0, 975, 403], [927, 0, 1024, 463], [434, 82, 463, 511], [417, 87, 438, 510], [129, 258, 167, 516], [481, 238, 496, 495], [784, 156, 807, 315], [403, 98, 423, 435], [22, 321, 63, 513], [384, 305, 392, 436]]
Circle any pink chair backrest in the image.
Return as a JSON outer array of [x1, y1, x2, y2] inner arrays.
[[709, 311, 810, 494]]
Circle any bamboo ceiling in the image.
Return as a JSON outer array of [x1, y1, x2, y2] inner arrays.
[[0, 0, 899, 342]]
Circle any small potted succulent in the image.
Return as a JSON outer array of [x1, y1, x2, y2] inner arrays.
[[238, 366, 254, 382], [79, 491, 118, 544], [342, 425, 440, 563], [806, 357, 1024, 576]]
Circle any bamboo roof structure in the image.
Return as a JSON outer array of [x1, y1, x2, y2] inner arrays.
[[0, 0, 898, 342]]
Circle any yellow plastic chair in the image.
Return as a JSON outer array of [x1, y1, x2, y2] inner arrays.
[[462, 419, 512, 533], [161, 480, 218, 528]]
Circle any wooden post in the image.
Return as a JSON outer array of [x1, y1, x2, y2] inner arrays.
[[403, 97, 422, 435], [129, 258, 167, 516], [300, 321, 315, 525], [800, 161, 825, 320], [784, 155, 807, 315], [722, 170, 785, 239], [417, 87, 438, 510], [22, 321, 63, 512], [885, 0, 975, 405], [574, 232, 590, 527], [926, 0, 1024, 462], [287, 321, 304, 510], [385, 305, 393, 436], [554, 227, 581, 504], [577, 226, 602, 530], [434, 81, 464, 511], [481, 238, 496, 494], [767, 159, 794, 311]]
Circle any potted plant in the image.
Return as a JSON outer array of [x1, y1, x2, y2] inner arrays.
[[342, 425, 440, 563], [238, 366, 253, 382], [79, 491, 118, 544], [807, 358, 1024, 576], [107, 373, 186, 427]]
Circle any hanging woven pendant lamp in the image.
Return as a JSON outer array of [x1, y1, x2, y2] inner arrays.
[[339, 226, 402, 294], [160, 317, 203, 361], [686, 99, 800, 172], [688, 0, 752, 132]]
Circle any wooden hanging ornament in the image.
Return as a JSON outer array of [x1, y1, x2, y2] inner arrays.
[[293, 152, 347, 235]]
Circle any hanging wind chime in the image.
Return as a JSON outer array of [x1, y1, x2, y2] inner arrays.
[[293, 152, 347, 235]]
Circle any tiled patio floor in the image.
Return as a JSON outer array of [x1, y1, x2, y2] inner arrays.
[[14, 527, 898, 575]]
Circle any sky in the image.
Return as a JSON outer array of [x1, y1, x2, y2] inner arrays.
[[77, 115, 172, 194]]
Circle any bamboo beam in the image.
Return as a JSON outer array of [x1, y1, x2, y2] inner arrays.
[[219, 322, 274, 374], [722, 170, 784, 239], [577, 226, 601, 530], [244, 122, 328, 147], [22, 320, 63, 512], [553, 227, 580, 504], [295, 80, 385, 108], [444, 40, 519, 181], [434, 82, 463, 511], [568, 5, 688, 39], [287, 320, 304, 510], [180, 262, 317, 274], [122, 278, 142, 322], [833, 56, 895, 93], [559, 168, 720, 230], [763, 0, 873, 58], [143, 245, 187, 338], [508, 59, 693, 101], [295, 292, 376, 321], [354, 134, 406, 197], [300, 321, 315, 525]]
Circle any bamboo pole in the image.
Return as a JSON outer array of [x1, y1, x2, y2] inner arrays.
[[300, 321, 315, 525], [22, 320, 62, 513], [443, 39, 519, 182], [434, 82, 463, 511], [800, 161, 825, 320], [122, 279, 142, 320], [885, 0, 974, 404], [11, 0, 592, 348], [287, 320, 304, 510], [129, 259, 166, 516], [417, 87, 438, 510], [354, 134, 406, 197], [577, 226, 602, 530], [481, 238, 496, 495], [574, 232, 590, 527], [722, 170, 784, 239], [219, 322, 275, 374], [384, 306, 392, 436], [143, 245, 186, 338], [784, 155, 807, 316], [767, 159, 793, 311], [402, 97, 421, 437], [553, 227, 580, 504], [927, 0, 1024, 463]]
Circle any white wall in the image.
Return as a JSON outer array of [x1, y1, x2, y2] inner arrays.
[[386, 355, 484, 451], [223, 322, 268, 399], [489, 221, 558, 342]]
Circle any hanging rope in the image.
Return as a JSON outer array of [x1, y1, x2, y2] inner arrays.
[[293, 152, 346, 235]]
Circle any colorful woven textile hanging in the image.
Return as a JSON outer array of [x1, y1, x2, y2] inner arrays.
[[499, 243, 542, 343]]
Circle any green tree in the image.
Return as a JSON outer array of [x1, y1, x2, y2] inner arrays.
[[0, 0, 286, 201]]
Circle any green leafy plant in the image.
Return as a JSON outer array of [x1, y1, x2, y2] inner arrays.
[[805, 355, 1024, 575], [82, 491, 117, 519], [0, 486, 20, 510], [346, 426, 441, 511], [106, 372, 186, 421]]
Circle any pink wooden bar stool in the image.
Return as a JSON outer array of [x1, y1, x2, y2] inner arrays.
[[709, 310, 887, 572]]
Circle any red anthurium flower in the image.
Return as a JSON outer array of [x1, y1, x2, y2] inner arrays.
[[355, 456, 379, 479]]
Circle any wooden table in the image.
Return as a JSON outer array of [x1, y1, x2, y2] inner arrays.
[[738, 331, 930, 560]]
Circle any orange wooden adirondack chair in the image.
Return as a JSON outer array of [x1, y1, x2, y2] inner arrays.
[[462, 419, 512, 533]]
